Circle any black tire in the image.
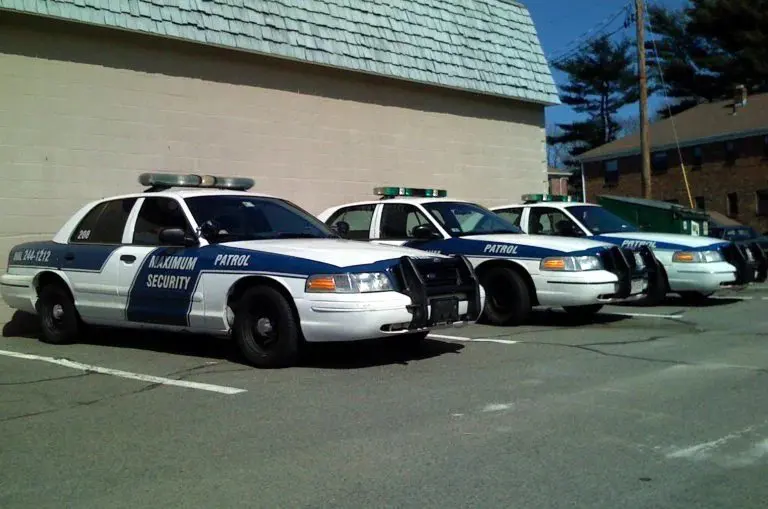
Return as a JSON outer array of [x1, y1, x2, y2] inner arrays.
[[562, 304, 604, 316], [479, 266, 531, 326], [37, 283, 81, 345], [678, 291, 713, 304], [639, 265, 668, 306], [232, 285, 300, 368]]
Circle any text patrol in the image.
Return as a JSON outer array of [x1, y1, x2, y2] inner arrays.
[[620, 240, 657, 249], [483, 243, 519, 255]]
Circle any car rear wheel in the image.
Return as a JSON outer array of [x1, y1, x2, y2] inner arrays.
[[37, 283, 82, 345], [233, 286, 300, 368], [562, 304, 604, 316], [479, 266, 531, 326]]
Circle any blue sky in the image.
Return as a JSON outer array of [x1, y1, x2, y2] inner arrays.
[[523, 0, 688, 130]]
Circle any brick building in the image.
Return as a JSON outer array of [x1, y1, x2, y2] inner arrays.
[[578, 90, 768, 232], [0, 0, 560, 280]]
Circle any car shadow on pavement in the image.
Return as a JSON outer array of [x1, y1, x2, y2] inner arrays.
[[2, 311, 463, 369], [523, 309, 630, 327], [615, 295, 743, 308]]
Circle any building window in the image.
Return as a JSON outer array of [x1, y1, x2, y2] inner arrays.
[[757, 190, 768, 217], [651, 151, 668, 173], [725, 141, 738, 165], [726, 192, 739, 216], [692, 146, 702, 170], [694, 196, 706, 210], [604, 159, 618, 185]]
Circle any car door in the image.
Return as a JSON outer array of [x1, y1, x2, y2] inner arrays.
[[324, 204, 377, 241], [493, 207, 524, 229], [62, 197, 138, 324], [371, 202, 446, 249], [116, 196, 203, 327], [527, 207, 583, 237]]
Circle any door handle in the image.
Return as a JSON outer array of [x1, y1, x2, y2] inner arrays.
[[64, 253, 75, 261], [120, 254, 136, 263]]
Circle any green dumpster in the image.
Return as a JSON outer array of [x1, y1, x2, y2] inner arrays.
[[596, 195, 710, 236]]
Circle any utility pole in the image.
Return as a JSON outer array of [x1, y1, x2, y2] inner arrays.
[[635, 0, 651, 199]]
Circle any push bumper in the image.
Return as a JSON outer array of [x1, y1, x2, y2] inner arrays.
[[721, 241, 768, 285], [297, 255, 484, 343]]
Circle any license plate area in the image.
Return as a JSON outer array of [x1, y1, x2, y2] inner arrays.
[[631, 278, 647, 295], [429, 297, 459, 325]]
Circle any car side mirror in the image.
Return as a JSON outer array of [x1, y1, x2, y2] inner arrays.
[[412, 224, 440, 240], [159, 227, 197, 246], [331, 221, 350, 238]]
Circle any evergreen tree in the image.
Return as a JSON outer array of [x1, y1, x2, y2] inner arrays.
[[647, 0, 768, 117], [548, 35, 639, 166]]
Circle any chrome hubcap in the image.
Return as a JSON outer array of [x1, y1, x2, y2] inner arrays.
[[256, 317, 273, 335]]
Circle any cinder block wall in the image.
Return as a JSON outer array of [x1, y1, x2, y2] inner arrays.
[[0, 13, 547, 300]]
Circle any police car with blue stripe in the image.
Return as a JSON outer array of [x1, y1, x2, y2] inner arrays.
[[0, 174, 483, 368], [491, 195, 768, 304], [317, 187, 656, 326]]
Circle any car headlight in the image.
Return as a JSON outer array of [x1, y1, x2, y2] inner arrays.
[[672, 250, 723, 263], [540, 255, 603, 271], [305, 272, 393, 293]]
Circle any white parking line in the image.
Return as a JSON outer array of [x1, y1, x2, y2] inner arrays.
[[427, 333, 519, 345], [0, 349, 247, 395], [710, 295, 754, 300], [603, 311, 684, 319]]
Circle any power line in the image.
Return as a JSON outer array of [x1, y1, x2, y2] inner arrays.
[[546, 2, 633, 65]]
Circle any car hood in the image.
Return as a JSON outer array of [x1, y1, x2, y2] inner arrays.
[[222, 239, 449, 267], [460, 234, 611, 253], [597, 232, 729, 249]]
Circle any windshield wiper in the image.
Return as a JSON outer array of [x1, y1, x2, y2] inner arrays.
[[457, 229, 520, 237], [276, 232, 328, 239]]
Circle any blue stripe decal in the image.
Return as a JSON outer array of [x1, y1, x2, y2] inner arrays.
[[124, 245, 404, 326], [8, 241, 118, 271], [592, 236, 730, 252], [402, 238, 605, 259]]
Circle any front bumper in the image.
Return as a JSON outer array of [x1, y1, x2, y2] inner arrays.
[[297, 255, 484, 343], [667, 261, 739, 293]]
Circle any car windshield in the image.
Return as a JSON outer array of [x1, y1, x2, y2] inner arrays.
[[567, 205, 639, 234], [184, 195, 335, 243], [422, 201, 521, 237], [721, 227, 757, 240]]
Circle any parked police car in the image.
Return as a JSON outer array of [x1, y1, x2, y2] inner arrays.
[[317, 187, 656, 326], [491, 195, 768, 304], [0, 174, 484, 368]]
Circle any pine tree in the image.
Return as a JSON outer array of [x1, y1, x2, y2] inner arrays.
[[647, 0, 768, 117], [548, 35, 640, 166]]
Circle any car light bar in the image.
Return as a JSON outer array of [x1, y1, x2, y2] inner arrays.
[[373, 186, 447, 198], [139, 173, 255, 191], [522, 193, 575, 203]]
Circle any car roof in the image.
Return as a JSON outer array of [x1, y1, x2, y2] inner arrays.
[[327, 197, 474, 209], [493, 201, 599, 210], [93, 188, 277, 203]]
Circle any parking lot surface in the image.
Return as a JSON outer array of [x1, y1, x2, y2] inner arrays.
[[2, 285, 768, 508]]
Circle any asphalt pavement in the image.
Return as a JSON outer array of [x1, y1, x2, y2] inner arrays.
[[2, 285, 768, 508]]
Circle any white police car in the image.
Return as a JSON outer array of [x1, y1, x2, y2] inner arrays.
[[317, 187, 656, 326], [491, 195, 768, 304], [0, 174, 483, 368]]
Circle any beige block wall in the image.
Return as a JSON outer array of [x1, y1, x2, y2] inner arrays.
[[0, 15, 547, 286]]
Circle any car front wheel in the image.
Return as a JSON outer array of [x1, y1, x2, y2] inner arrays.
[[232, 286, 300, 368], [479, 266, 531, 326]]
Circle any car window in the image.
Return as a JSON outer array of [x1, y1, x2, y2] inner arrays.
[[379, 204, 433, 239], [494, 208, 523, 227], [528, 207, 580, 236], [326, 205, 375, 240], [566, 205, 639, 234], [421, 201, 520, 237], [70, 198, 138, 244], [132, 197, 194, 246], [183, 195, 333, 242]]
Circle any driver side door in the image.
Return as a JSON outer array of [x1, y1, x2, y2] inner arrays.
[[371, 203, 445, 250], [116, 196, 202, 327]]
